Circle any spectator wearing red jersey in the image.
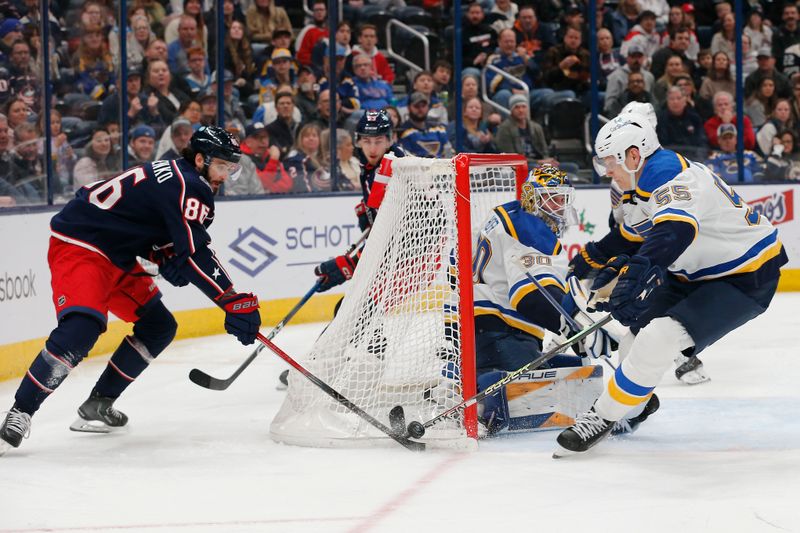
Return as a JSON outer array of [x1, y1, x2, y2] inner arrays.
[[352, 23, 394, 84], [295, 0, 328, 66], [704, 91, 756, 150]]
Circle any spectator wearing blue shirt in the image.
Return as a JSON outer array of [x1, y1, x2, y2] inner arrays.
[[398, 92, 452, 158], [706, 124, 764, 183], [486, 28, 533, 111], [167, 15, 199, 76], [351, 54, 393, 110]]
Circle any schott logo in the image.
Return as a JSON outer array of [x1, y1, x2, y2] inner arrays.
[[228, 227, 278, 277]]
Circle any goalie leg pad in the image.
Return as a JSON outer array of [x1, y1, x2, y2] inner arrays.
[[478, 365, 604, 435], [595, 316, 693, 421]]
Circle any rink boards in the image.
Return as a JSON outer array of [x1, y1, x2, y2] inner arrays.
[[1, 183, 798, 380]]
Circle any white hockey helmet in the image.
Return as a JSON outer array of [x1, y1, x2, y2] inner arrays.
[[593, 113, 660, 188], [619, 101, 658, 129]]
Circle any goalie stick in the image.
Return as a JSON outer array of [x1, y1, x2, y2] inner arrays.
[[519, 268, 618, 372], [189, 228, 371, 391], [258, 333, 425, 451], [390, 314, 614, 440]]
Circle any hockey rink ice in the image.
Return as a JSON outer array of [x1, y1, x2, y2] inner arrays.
[[2, 294, 799, 533]]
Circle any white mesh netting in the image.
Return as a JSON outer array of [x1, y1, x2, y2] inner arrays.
[[270, 155, 524, 448]]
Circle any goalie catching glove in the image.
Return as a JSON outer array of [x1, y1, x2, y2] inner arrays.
[[215, 290, 261, 345], [315, 255, 357, 292], [592, 255, 663, 326]]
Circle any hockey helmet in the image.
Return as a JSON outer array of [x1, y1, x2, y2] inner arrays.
[[619, 101, 658, 129], [356, 109, 393, 139], [593, 112, 660, 189], [190, 125, 242, 165], [520, 165, 577, 236]]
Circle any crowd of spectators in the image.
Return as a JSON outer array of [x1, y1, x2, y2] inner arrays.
[[2, 0, 800, 207]]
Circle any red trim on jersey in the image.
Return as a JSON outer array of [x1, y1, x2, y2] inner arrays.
[[108, 360, 135, 382], [171, 160, 196, 255], [188, 257, 224, 295], [50, 230, 110, 261], [26, 371, 54, 393]]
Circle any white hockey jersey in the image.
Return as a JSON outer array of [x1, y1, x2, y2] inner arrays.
[[617, 149, 784, 281], [473, 201, 569, 339]]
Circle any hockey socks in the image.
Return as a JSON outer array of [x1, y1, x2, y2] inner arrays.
[[13, 314, 103, 416], [92, 301, 176, 399], [92, 336, 154, 399]]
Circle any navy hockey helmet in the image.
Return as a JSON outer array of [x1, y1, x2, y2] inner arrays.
[[190, 125, 242, 165], [356, 109, 392, 139]]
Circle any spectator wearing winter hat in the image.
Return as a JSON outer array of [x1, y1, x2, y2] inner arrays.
[[128, 125, 156, 166], [495, 93, 551, 167], [0, 19, 23, 65]]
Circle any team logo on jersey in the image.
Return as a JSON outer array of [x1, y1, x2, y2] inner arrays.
[[58, 295, 66, 306], [228, 227, 278, 277], [746, 189, 794, 226]]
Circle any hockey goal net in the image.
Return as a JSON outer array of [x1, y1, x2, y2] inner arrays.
[[270, 154, 527, 448]]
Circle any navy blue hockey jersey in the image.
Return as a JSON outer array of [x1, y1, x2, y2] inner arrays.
[[50, 158, 236, 301]]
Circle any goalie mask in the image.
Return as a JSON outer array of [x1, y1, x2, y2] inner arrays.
[[521, 165, 577, 236]]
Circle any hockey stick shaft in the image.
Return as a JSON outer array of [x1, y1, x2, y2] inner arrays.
[[523, 272, 618, 371], [416, 314, 614, 432], [189, 228, 371, 391], [189, 280, 322, 390], [257, 333, 425, 451]]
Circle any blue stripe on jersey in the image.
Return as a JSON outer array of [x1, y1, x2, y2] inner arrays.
[[635, 150, 688, 198], [474, 299, 545, 339], [653, 208, 699, 239], [673, 229, 779, 280]]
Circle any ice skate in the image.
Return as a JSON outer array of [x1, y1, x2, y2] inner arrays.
[[553, 408, 614, 458], [611, 394, 660, 435], [70, 392, 129, 433], [675, 355, 710, 385], [0, 408, 32, 455]]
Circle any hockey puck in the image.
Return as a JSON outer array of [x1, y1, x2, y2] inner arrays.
[[407, 421, 426, 439]]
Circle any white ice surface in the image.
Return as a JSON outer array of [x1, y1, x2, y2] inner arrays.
[[2, 295, 800, 533]]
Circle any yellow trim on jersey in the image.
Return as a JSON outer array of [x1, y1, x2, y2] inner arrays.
[[553, 241, 562, 256], [652, 213, 699, 241], [731, 239, 785, 275], [474, 307, 545, 339], [509, 277, 566, 308], [607, 378, 653, 406], [495, 206, 519, 240], [634, 186, 652, 199], [676, 153, 689, 171], [619, 224, 645, 242]]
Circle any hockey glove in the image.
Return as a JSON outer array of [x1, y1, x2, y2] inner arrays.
[[355, 201, 376, 232], [148, 247, 189, 287], [217, 291, 261, 345], [560, 292, 616, 359], [569, 242, 609, 280], [314, 255, 357, 292], [594, 256, 663, 327]]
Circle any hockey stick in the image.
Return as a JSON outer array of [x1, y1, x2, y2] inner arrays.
[[189, 228, 371, 391], [257, 333, 425, 452], [189, 280, 322, 390], [391, 314, 614, 439], [520, 270, 618, 371]]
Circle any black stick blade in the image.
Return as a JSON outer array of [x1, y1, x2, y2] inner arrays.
[[189, 368, 226, 390], [389, 406, 407, 436]]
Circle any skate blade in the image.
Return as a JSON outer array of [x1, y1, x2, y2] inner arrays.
[[679, 372, 711, 386], [552, 445, 580, 459], [69, 418, 126, 434], [0, 440, 12, 456]]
